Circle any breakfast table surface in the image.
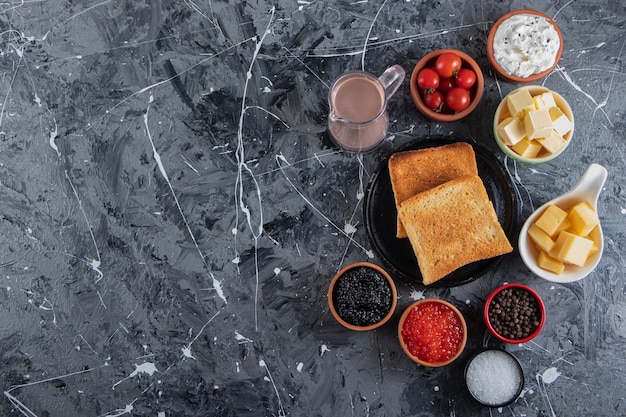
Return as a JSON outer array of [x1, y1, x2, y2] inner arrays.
[[1, 0, 625, 416]]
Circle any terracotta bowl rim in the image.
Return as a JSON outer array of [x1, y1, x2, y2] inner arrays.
[[398, 298, 468, 367], [410, 48, 485, 122], [328, 261, 397, 331], [483, 283, 546, 344], [487, 9, 563, 83]]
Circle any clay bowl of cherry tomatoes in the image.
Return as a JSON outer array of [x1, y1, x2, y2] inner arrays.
[[410, 49, 484, 122]]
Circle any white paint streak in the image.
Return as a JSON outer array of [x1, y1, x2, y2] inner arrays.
[[88, 37, 256, 130], [343, 223, 357, 235], [536, 366, 561, 417], [233, 7, 276, 331], [102, 404, 134, 417], [555, 65, 615, 127], [182, 311, 221, 359], [503, 157, 533, 214], [259, 359, 287, 417], [409, 289, 425, 301], [4, 366, 100, 417], [143, 104, 227, 304], [46, 114, 61, 157], [235, 330, 254, 344], [184, 0, 225, 40], [541, 367, 561, 384], [64, 171, 104, 282], [112, 362, 159, 390], [361, 0, 389, 70], [276, 154, 373, 257], [309, 22, 490, 58]]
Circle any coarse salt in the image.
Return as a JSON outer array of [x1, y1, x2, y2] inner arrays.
[[465, 350, 523, 406]]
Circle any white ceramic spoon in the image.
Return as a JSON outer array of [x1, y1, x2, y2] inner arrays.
[[519, 163, 608, 283]]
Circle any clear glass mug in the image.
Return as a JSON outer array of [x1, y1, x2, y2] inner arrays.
[[327, 65, 406, 153]]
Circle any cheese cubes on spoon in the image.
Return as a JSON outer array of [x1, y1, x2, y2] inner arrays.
[[528, 202, 600, 275], [534, 204, 569, 236], [496, 88, 573, 158]]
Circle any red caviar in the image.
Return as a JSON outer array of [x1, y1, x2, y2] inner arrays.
[[401, 301, 464, 364]]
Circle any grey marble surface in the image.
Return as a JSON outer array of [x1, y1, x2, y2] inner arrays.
[[0, 0, 624, 416]]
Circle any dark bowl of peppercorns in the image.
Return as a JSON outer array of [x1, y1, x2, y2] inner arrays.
[[328, 262, 397, 331], [484, 283, 546, 344]]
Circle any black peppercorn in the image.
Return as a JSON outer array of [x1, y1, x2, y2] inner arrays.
[[488, 287, 541, 340]]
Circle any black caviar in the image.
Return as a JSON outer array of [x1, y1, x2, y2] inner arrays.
[[488, 287, 541, 340], [333, 266, 392, 327]]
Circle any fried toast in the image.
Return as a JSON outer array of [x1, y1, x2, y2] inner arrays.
[[388, 142, 478, 238], [398, 175, 513, 285]]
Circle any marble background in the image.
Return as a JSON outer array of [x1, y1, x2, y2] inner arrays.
[[0, 0, 624, 416]]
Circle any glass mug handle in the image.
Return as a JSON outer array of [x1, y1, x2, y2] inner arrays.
[[377, 64, 406, 99]]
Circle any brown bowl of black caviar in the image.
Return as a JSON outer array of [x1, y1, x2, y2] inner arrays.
[[484, 283, 545, 344], [328, 262, 397, 331]]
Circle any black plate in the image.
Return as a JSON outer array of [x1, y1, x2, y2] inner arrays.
[[364, 138, 517, 287]]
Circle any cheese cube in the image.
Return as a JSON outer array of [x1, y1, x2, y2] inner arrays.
[[567, 202, 599, 236], [551, 231, 594, 266], [506, 89, 535, 119], [537, 250, 565, 274], [538, 129, 567, 154], [499, 108, 512, 120], [588, 224, 602, 246], [512, 138, 542, 158], [496, 117, 526, 146], [587, 225, 601, 259], [533, 92, 557, 109], [535, 204, 569, 236], [548, 106, 573, 137], [528, 223, 556, 253], [554, 216, 572, 236], [524, 108, 553, 140]]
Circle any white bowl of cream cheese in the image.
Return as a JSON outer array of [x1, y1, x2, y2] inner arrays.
[[488, 10, 563, 83]]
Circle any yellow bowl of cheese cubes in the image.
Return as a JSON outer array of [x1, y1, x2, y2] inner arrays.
[[519, 163, 607, 283], [493, 86, 574, 163]]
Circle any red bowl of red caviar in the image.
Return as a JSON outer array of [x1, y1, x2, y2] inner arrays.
[[398, 298, 467, 367]]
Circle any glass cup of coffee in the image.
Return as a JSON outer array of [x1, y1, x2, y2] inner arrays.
[[327, 65, 406, 153]]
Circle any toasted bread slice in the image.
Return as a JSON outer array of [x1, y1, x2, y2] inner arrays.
[[389, 142, 478, 238], [398, 175, 513, 285]]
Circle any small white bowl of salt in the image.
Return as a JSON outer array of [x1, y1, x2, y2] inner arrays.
[[465, 349, 524, 407]]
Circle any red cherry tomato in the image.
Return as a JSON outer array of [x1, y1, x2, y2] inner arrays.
[[423, 90, 444, 111], [435, 52, 462, 78], [417, 68, 440, 92], [455, 68, 477, 89], [445, 87, 471, 112], [438, 77, 455, 95]]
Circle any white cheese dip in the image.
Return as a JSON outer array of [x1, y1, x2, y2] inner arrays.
[[493, 13, 560, 78]]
